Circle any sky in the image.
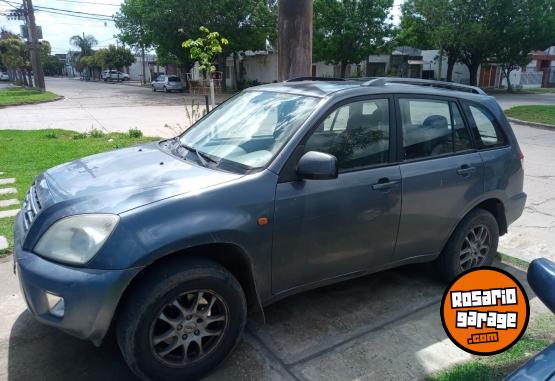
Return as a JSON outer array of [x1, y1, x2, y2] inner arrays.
[[0, 0, 404, 55]]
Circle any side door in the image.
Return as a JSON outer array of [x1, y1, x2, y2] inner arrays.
[[393, 96, 484, 262], [271, 96, 402, 293]]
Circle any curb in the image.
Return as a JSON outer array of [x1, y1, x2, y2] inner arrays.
[[0, 95, 64, 109], [506, 117, 555, 130]]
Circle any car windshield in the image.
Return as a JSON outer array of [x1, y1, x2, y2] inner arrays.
[[168, 76, 181, 82], [179, 90, 320, 169]]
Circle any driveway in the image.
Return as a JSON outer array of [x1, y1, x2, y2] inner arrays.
[[0, 78, 230, 138]]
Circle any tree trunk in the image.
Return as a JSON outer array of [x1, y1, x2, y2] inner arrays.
[[437, 48, 443, 81], [27, 70, 34, 87], [504, 67, 513, 92], [141, 44, 147, 85], [340, 62, 347, 78], [219, 54, 227, 91], [233, 52, 239, 90], [446, 54, 456, 82], [467, 63, 480, 86]]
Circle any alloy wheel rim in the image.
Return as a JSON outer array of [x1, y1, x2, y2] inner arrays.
[[459, 224, 491, 271], [149, 290, 228, 367]]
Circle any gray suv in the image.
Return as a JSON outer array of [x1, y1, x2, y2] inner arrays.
[[13, 78, 526, 380]]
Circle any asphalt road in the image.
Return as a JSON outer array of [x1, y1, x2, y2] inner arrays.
[[0, 78, 229, 138]]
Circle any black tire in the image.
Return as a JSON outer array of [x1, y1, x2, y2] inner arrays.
[[116, 258, 247, 381], [163, 86, 168, 93], [152, 86, 156, 92], [434, 208, 499, 282]]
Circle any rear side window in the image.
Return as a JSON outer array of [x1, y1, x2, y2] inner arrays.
[[399, 99, 474, 160], [468, 105, 507, 148], [168, 76, 181, 82]]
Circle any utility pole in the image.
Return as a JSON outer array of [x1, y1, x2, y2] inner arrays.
[[23, 0, 45, 90], [277, 0, 312, 81]]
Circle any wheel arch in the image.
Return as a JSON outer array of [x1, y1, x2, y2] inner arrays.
[[436, 196, 507, 261], [113, 243, 265, 333]]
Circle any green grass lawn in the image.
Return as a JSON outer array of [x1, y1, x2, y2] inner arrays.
[[505, 105, 555, 126], [429, 314, 555, 381], [0, 129, 157, 255], [524, 87, 555, 94], [0, 87, 60, 106]]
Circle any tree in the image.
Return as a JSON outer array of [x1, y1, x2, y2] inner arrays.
[[42, 55, 64, 76], [95, 45, 135, 70], [488, 0, 555, 91], [183, 26, 229, 106], [0, 37, 30, 84], [70, 34, 98, 57], [116, 0, 276, 87], [313, 0, 394, 78]]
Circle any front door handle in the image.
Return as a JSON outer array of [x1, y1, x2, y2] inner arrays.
[[457, 165, 477, 176], [372, 178, 400, 191]]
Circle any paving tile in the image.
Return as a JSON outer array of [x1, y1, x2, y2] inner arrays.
[[0, 236, 7, 250], [0, 188, 16, 195], [0, 179, 15, 185], [249, 266, 446, 365], [0, 209, 18, 219], [0, 199, 18, 208]]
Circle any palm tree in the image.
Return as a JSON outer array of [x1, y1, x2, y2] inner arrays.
[[69, 34, 98, 57], [70, 34, 97, 78]]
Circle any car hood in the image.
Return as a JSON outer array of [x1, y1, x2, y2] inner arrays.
[[39, 142, 243, 214]]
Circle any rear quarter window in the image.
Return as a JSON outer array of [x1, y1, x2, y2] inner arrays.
[[467, 104, 507, 148]]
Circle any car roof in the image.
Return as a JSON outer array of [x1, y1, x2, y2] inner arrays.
[[253, 77, 490, 101]]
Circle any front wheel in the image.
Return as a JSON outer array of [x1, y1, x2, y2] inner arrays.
[[117, 259, 247, 381], [163, 86, 169, 93], [434, 208, 499, 282], [152, 86, 156, 92]]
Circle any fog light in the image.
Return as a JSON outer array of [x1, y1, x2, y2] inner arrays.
[[45, 292, 65, 318]]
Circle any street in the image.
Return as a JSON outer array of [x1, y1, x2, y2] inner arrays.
[[0, 78, 229, 138], [0, 78, 554, 380]]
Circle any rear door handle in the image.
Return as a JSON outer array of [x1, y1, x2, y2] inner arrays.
[[372, 178, 400, 191], [457, 165, 477, 176]]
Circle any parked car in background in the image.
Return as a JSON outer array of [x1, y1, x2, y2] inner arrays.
[[101, 70, 130, 81], [151, 75, 184, 92], [14, 77, 526, 381], [0, 72, 9, 81]]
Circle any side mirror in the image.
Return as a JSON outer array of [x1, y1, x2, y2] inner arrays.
[[297, 151, 338, 180], [528, 258, 555, 314]]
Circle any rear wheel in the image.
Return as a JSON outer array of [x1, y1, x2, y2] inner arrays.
[[117, 258, 247, 381], [434, 208, 499, 281]]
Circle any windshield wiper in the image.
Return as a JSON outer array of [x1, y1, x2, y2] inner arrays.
[[177, 143, 218, 168]]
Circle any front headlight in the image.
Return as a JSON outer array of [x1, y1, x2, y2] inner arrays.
[[34, 214, 119, 265]]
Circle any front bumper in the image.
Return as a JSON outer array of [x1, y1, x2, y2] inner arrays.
[[13, 211, 142, 345]]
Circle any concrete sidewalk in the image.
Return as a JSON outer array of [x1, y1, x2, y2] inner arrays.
[[0, 257, 549, 381]]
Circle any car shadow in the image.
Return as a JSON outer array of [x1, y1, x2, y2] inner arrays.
[[7, 261, 538, 381]]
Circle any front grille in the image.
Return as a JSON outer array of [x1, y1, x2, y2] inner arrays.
[[22, 184, 42, 231]]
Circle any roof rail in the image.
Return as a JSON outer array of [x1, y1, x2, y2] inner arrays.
[[286, 76, 346, 82], [379, 77, 486, 95], [361, 78, 386, 87]]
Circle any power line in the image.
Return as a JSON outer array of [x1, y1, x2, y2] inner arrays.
[[53, 0, 120, 6], [35, 8, 113, 20], [33, 4, 113, 17]]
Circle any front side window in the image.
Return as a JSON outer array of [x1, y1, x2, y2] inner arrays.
[[180, 91, 320, 169], [305, 99, 390, 171], [468, 105, 506, 148]]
